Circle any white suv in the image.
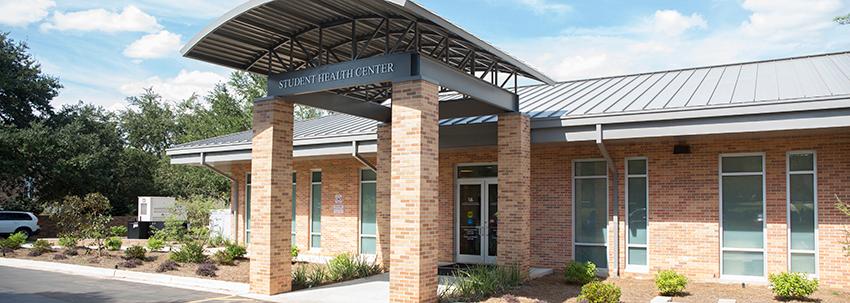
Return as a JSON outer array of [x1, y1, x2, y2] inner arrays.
[[0, 211, 40, 238]]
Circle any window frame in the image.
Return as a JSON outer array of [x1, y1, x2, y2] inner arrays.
[[292, 171, 297, 246], [625, 157, 649, 273], [309, 169, 322, 250], [571, 158, 610, 272], [786, 151, 818, 277], [359, 168, 378, 255], [719, 152, 767, 282], [245, 172, 252, 244]]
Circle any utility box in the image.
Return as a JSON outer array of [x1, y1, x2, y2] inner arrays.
[[137, 197, 178, 222]]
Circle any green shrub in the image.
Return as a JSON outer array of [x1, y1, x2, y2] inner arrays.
[[224, 243, 247, 259], [578, 281, 621, 303], [124, 245, 146, 261], [109, 226, 128, 237], [306, 264, 327, 288], [170, 242, 207, 263], [28, 239, 53, 256], [208, 236, 227, 247], [58, 236, 77, 249], [326, 253, 382, 282], [442, 265, 523, 302], [6, 232, 28, 248], [655, 270, 688, 295], [769, 272, 819, 299], [564, 261, 597, 285], [291, 245, 300, 258], [292, 265, 310, 289], [147, 238, 165, 251], [105, 237, 122, 251], [212, 250, 235, 265]]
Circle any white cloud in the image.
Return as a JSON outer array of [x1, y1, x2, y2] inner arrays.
[[0, 0, 55, 26], [503, 3, 850, 81], [513, 0, 572, 15], [41, 5, 161, 33], [643, 10, 707, 37], [123, 31, 182, 59], [119, 70, 227, 101]]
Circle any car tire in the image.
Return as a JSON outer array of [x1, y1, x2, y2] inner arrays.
[[13, 227, 32, 239]]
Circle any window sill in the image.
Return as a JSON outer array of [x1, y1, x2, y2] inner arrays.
[[625, 265, 649, 273], [719, 275, 768, 285]]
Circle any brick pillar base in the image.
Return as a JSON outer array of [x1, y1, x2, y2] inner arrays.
[[249, 99, 293, 295], [376, 123, 392, 269], [389, 80, 439, 303], [496, 113, 532, 274]]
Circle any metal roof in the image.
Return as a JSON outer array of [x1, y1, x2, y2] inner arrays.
[[181, 0, 554, 84], [169, 51, 850, 151]]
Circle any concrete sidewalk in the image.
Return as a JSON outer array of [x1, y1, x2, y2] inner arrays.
[[245, 273, 390, 303]]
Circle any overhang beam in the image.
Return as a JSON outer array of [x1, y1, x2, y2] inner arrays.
[[263, 93, 392, 122]]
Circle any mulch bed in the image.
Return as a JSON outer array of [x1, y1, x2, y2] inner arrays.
[[482, 272, 850, 303], [3, 247, 251, 283]]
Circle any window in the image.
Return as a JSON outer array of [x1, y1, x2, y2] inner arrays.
[[310, 171, 322, 249], [246, 173, 252, 244], [360, 169, 377, 254], [292, 172, 297, 245], [788, 152, 817, 275], [626, 158, 648, 270], [720, 154, 765, 278], [573, 160, 608, 269]]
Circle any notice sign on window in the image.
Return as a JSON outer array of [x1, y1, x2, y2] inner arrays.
[[333, 193, 344, 214]]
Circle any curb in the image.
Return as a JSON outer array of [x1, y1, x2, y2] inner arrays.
[[0, 257, 250, 296]]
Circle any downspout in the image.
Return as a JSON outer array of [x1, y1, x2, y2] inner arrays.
[[200, 152, 237, 242], [596, 124, 620, 277], [352, 141, 377, 172]]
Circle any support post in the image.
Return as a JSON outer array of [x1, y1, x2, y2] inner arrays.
[[389, 80, 440, 303], [249, 99, 294, 295], [376, 123, 392, 269], [497, 112, 532, 274]]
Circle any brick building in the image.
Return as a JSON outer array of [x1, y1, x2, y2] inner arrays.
[[168, 0, 850, 301]]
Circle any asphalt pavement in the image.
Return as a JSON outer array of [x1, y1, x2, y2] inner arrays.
[[0, 266, 260, 303]]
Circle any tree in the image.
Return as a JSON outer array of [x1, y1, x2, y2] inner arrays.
[[120, 89, 179, 156], [837, 14, 850, 25], [838, 195, 850, 256], [0, 32, 61, 128]]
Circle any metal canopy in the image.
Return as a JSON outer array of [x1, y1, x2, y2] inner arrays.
[[182, 0, 554, 120]]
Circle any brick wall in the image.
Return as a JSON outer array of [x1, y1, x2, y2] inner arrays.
[[230, 128, 850, 288]]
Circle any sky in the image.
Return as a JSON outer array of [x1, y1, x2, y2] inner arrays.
[[1, 0, 849, 112]]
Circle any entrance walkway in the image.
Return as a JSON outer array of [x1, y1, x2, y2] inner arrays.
[[245, 268, 553, 303]]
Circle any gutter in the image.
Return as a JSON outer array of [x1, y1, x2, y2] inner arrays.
[[201, 152, 238, 242], [595, 124, 620, 277]]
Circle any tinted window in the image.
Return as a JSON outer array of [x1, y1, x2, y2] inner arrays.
[[0, 213, 31, 221], [0, 213, 11, 220]]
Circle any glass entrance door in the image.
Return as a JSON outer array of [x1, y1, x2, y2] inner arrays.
[[456, 178, 497, 264]]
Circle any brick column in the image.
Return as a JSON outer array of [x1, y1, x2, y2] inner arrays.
[[250, 99, 293, 295], [497, 112, 532, 274], [376, 123, 392, 269], [390, 80, 439, 303]]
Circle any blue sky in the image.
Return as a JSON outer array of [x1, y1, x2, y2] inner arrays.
[[1, 0, 849, 111]]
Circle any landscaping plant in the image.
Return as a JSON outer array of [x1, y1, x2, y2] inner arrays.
[[57, 235, 77, 250], [769, 272, 819, 299], [105, 237, 122, 251], [109, 226, 128, 237], [564, 261, 597, 285], [578, 281, 621, 303], [292, 265, 310, 289], [442, 265, 522, 302], [305, 264, 327, 288], [156, 260, 179, 273], [124, 245, 146, 260], [196, 262, 218, 277], [655, 270, 688, 296], [169, 241, 207, 263], [2, 232, 28, 251], [52, 253, 67, 260], [27, 239, 53, 256], [146, 238, 165, 251], [212, 250, 235, 266], [837, 195, 850, 255], [120, 259, 143, 268], [291, 245, 299, 258], [326, 253, 382, 282], [224, 243, 247, 259]]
